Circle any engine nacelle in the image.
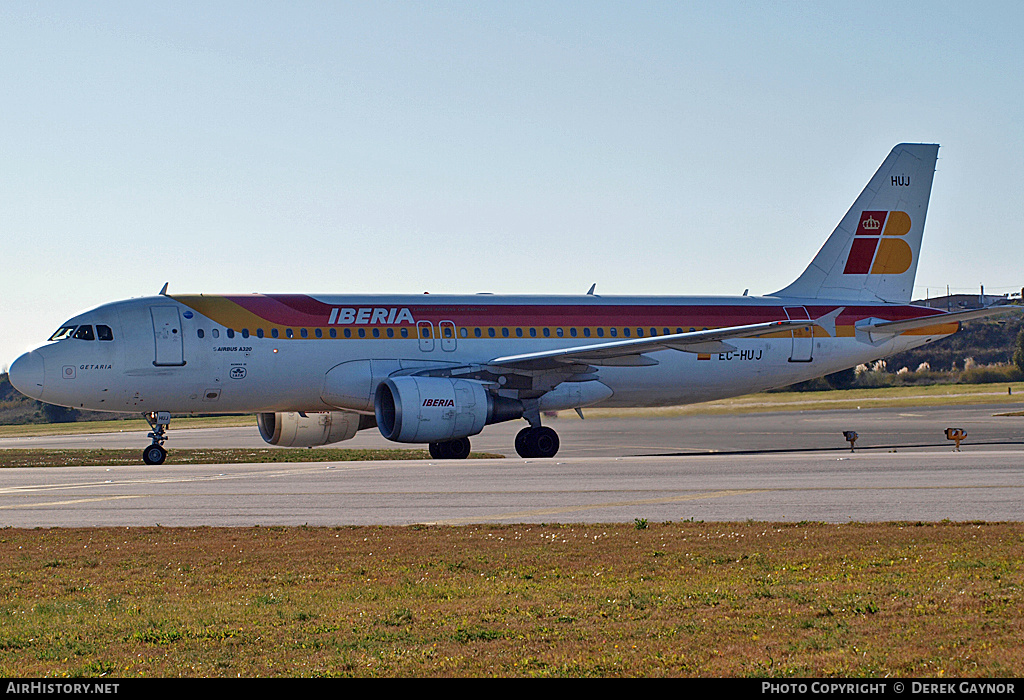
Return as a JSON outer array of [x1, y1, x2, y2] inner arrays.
[[257, 411, 364, 447], [375, 376, 522, 443]]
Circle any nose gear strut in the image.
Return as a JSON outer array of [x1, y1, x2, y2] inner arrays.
[[142, 411, 171, 465]]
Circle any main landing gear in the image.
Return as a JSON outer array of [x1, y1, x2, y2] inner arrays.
[[142, 411, 171, 465], [428, 437, 472, 459], [515, 426, 560, 459], [426, 426, 561, 460]]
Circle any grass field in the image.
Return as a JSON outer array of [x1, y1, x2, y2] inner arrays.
[[0, 447, 501, 468], [0, 522, 1021, 678], [2, 384, 1023, 678]]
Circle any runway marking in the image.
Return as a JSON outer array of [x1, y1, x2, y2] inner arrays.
[[421, 489, 768, 525], [0, 462, 392, 496], [0, 495, 144, 509]]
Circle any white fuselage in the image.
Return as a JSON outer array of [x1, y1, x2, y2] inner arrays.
[[10, 292, 953, 418]]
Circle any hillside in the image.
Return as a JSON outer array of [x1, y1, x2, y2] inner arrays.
[[884, 315, 1023, 372]]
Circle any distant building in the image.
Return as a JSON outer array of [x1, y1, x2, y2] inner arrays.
[[913, 292, 1011, 310]]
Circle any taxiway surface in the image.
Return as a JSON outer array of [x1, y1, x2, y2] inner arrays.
[[1, 404, 1022, 526]]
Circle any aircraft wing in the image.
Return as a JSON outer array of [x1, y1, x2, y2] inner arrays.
[[487, 308, 843, 370], [857, 305, 1021, 335]]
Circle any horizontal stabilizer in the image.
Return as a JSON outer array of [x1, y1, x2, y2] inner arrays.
[[857, 305, 1021, 335]]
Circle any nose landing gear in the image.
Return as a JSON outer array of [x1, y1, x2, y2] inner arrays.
[[142, 411, 171, 465]]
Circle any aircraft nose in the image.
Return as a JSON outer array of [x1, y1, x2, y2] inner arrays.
[[8, 351, 45, 400]]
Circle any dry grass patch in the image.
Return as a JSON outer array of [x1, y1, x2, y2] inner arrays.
[[0, 522, 1022, 677], [0, 448, 501, 468]]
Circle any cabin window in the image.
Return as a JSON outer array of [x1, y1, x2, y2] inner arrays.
[[623, 328, 630, 337], [257, 328, 265, 338], [474, 328, 482, 338], [388, 328, 395, 338], [570, 328, 577, 337], [314, 328, 322, 338], [344, 329, 351, 338], [610, 328, 617, 337], [400, 328, 408, 338], [301, 328, 308, 338], [556, 328, 563, 337], [329, 328, 337, 338], [543, 328, 550, 337], [242, 329, 250, 338], [583, 328, 591, 337], [227, 329, 235, 339], [502, 328, 509, 338], [197, 329, 205, 339], [530, 328, 537, 337], [271, 329, 279, 338], [488, 328, 496, 338], [597, 328, 604, 338], [516, 327, 523, 338]]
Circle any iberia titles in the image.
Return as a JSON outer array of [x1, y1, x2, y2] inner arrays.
[[327, 308, 416, 325]]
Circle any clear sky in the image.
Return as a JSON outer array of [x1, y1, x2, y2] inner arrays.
[[2, 1, 1022, 369]]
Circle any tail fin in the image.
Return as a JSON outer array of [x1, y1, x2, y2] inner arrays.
[[772, 143, 939, 304]]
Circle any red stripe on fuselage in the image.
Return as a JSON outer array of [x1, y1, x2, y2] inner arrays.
[[212, 295, 946, 329]]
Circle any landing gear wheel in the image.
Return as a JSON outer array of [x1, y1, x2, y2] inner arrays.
[[142, 411, 171, 465], [532, 426, 559, 458], [514, 426, 560, 458], [428, 437, 472, 459], [142, 444, 167, 465]]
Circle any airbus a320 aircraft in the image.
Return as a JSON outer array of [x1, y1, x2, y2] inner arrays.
[[8, 144, 1015, 464]]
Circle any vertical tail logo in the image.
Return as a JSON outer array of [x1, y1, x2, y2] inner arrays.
[[842, 210, 913, 275]]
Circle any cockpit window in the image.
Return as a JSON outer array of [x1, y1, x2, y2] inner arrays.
[[48, 326, 77, 342], [97, 324, 113, 341], [72, 325, 95, 341]]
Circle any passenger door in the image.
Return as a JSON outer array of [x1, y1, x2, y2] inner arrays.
[[151, 306, 185, 366]]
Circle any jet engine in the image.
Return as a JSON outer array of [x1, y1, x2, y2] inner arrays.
[[257, 411, 368, 447], [374, 376, 522, 443]]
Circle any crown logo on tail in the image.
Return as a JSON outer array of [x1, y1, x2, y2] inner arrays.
[[843, 211, 913, 275]]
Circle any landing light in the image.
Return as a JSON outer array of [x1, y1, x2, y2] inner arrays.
[[842, 431, 858, 452], [945, 428, 966, 451]]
